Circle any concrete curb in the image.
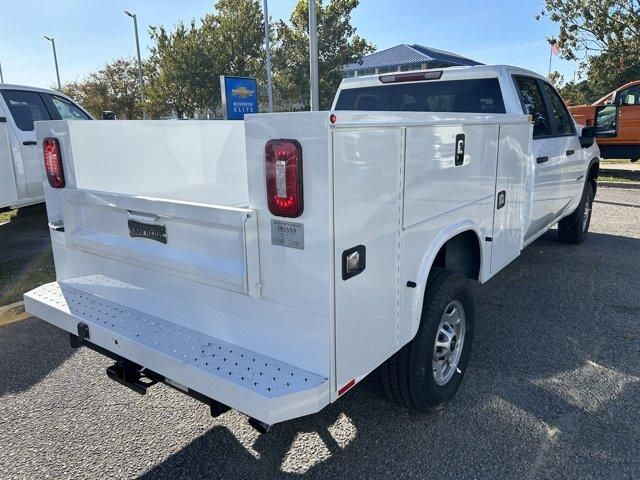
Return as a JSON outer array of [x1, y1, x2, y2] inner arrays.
[[0, 300, 30, 326], [598, 181, 640, 190]]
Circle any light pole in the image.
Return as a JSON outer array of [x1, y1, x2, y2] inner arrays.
[[43, 36, 61, 90], [0, 60, 4, 83], [263, 0, 273, 112], [125, 10, 147, 119], [308, 0, 320, 111]]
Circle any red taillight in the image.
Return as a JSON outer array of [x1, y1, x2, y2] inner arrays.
[[43, 137, 64, 188], [265, 139, 303, 217]]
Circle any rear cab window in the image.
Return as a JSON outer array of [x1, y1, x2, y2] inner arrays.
[[617, 85, 640, 106], [335, 78, 506, 114]]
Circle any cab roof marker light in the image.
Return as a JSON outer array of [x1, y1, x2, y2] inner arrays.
[[379, 71, 443, 84]]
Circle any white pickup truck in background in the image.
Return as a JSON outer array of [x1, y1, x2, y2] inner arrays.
[[25, 65, 600, 431], [0, 84, 92, 212]]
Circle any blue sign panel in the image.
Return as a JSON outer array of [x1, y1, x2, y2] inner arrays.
[[221, 76, 258, 120]]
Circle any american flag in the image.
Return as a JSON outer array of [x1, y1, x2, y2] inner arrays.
[[551, 43, 561, 55]]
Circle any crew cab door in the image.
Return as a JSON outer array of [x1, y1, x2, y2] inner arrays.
[[614, 84, 640, 147], [0, 90, 52, 199], [0, 116, 19, 208], [540, 81, 583, 205], [512, 75, 566, 242]]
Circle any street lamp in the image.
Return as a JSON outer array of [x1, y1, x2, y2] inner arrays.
[[308, 0, 319, 111], [125, 10, 147, 119], [0, 60, 4, 83], [263, 0, 273, 112], [43, 36, 61, 90]]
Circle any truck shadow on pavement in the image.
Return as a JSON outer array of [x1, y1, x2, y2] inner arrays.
[[136, 229, 640, 478], [0, 205, 50, 263], [0, 318, 74, 396]]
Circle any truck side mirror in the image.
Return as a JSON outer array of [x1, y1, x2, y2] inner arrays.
[[594, 105, 618, 138], [579, 126, 595, 149], [102, 111, 116, 120]]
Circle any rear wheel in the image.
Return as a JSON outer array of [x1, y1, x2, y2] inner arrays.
[[558, 182, 594, 244], [379, 268, 474, 412]]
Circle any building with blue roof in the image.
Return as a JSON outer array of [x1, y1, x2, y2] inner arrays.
[[343, 44, 482, 78]]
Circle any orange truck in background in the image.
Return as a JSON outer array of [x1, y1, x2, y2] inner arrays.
[[568, 80, 640, 161]]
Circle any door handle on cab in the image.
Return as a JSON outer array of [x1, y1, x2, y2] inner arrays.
[[22, 141, 37, 146], [536, 156, 549, 164], [566, 150, 575, 156]]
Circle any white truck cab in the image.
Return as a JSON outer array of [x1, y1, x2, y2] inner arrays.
[[0, 84, 92, 211], [25, 65, 599, 431]]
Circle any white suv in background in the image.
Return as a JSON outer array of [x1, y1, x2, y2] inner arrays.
[[0, 84, 92, 211]]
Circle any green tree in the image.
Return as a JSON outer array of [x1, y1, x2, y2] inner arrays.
[[273, 0, 374, 110], [147, 0, 265, 117], [61, 58, 146, 119], [538, 0, 640, 95], [147, 20, 217, 118]]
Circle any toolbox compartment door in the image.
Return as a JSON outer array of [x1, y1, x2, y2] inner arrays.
[[490, 123, 531, 275], [332, 127, 403, 390]]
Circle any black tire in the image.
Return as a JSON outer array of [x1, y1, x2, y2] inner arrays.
[[379, 268, 474, 412], [558, 182, 594, 244]]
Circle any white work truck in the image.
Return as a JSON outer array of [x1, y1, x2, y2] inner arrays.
[[0, 84, 92, 211], [25, 65, 600, 431]]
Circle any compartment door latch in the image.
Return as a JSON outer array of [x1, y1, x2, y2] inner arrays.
[[342, 245, 366, 280]]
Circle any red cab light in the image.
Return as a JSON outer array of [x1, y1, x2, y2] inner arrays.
[[379, 71, 443, 84], [43, 137, 65, 188], [265, 139, 303, 217]]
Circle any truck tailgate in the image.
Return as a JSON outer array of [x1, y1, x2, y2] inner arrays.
[[60, 189, 261, 297], [24, 279, 328, 424]]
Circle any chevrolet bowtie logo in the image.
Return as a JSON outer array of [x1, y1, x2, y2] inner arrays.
[[232, 86, 255, 98]]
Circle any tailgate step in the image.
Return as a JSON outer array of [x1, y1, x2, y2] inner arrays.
[[25, 282, 327, 403]]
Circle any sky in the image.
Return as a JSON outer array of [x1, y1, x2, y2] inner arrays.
[[0, 0, 581, 89]]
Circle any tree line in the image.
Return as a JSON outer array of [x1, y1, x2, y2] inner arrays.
[[540, 0, 640, 105], [62, 0, 374, 119]]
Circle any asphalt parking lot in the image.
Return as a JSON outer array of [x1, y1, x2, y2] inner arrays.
[[1, 185, 639, 479]]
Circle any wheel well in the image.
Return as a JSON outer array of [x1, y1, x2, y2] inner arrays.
[[431, 231, 481, 281], [588, 160, 599, 194]]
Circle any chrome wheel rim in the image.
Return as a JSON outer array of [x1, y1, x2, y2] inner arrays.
[[582, 196, 592, 232], [432, 300, 466, 386]]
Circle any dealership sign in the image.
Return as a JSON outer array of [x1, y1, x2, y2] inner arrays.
[[220, 75, 259, 120]]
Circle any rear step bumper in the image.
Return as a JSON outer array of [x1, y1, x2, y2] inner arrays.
[[24, 282, 329, 425]]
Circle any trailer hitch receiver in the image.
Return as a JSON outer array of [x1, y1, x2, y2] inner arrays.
[[106, 360, 160, 395]]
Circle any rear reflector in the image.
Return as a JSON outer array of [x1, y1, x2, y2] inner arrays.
[[265, 139, 303, 217], [379, 71, 443, 83], [43, 137, 65, 188], [338, 379, 356, 396]]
